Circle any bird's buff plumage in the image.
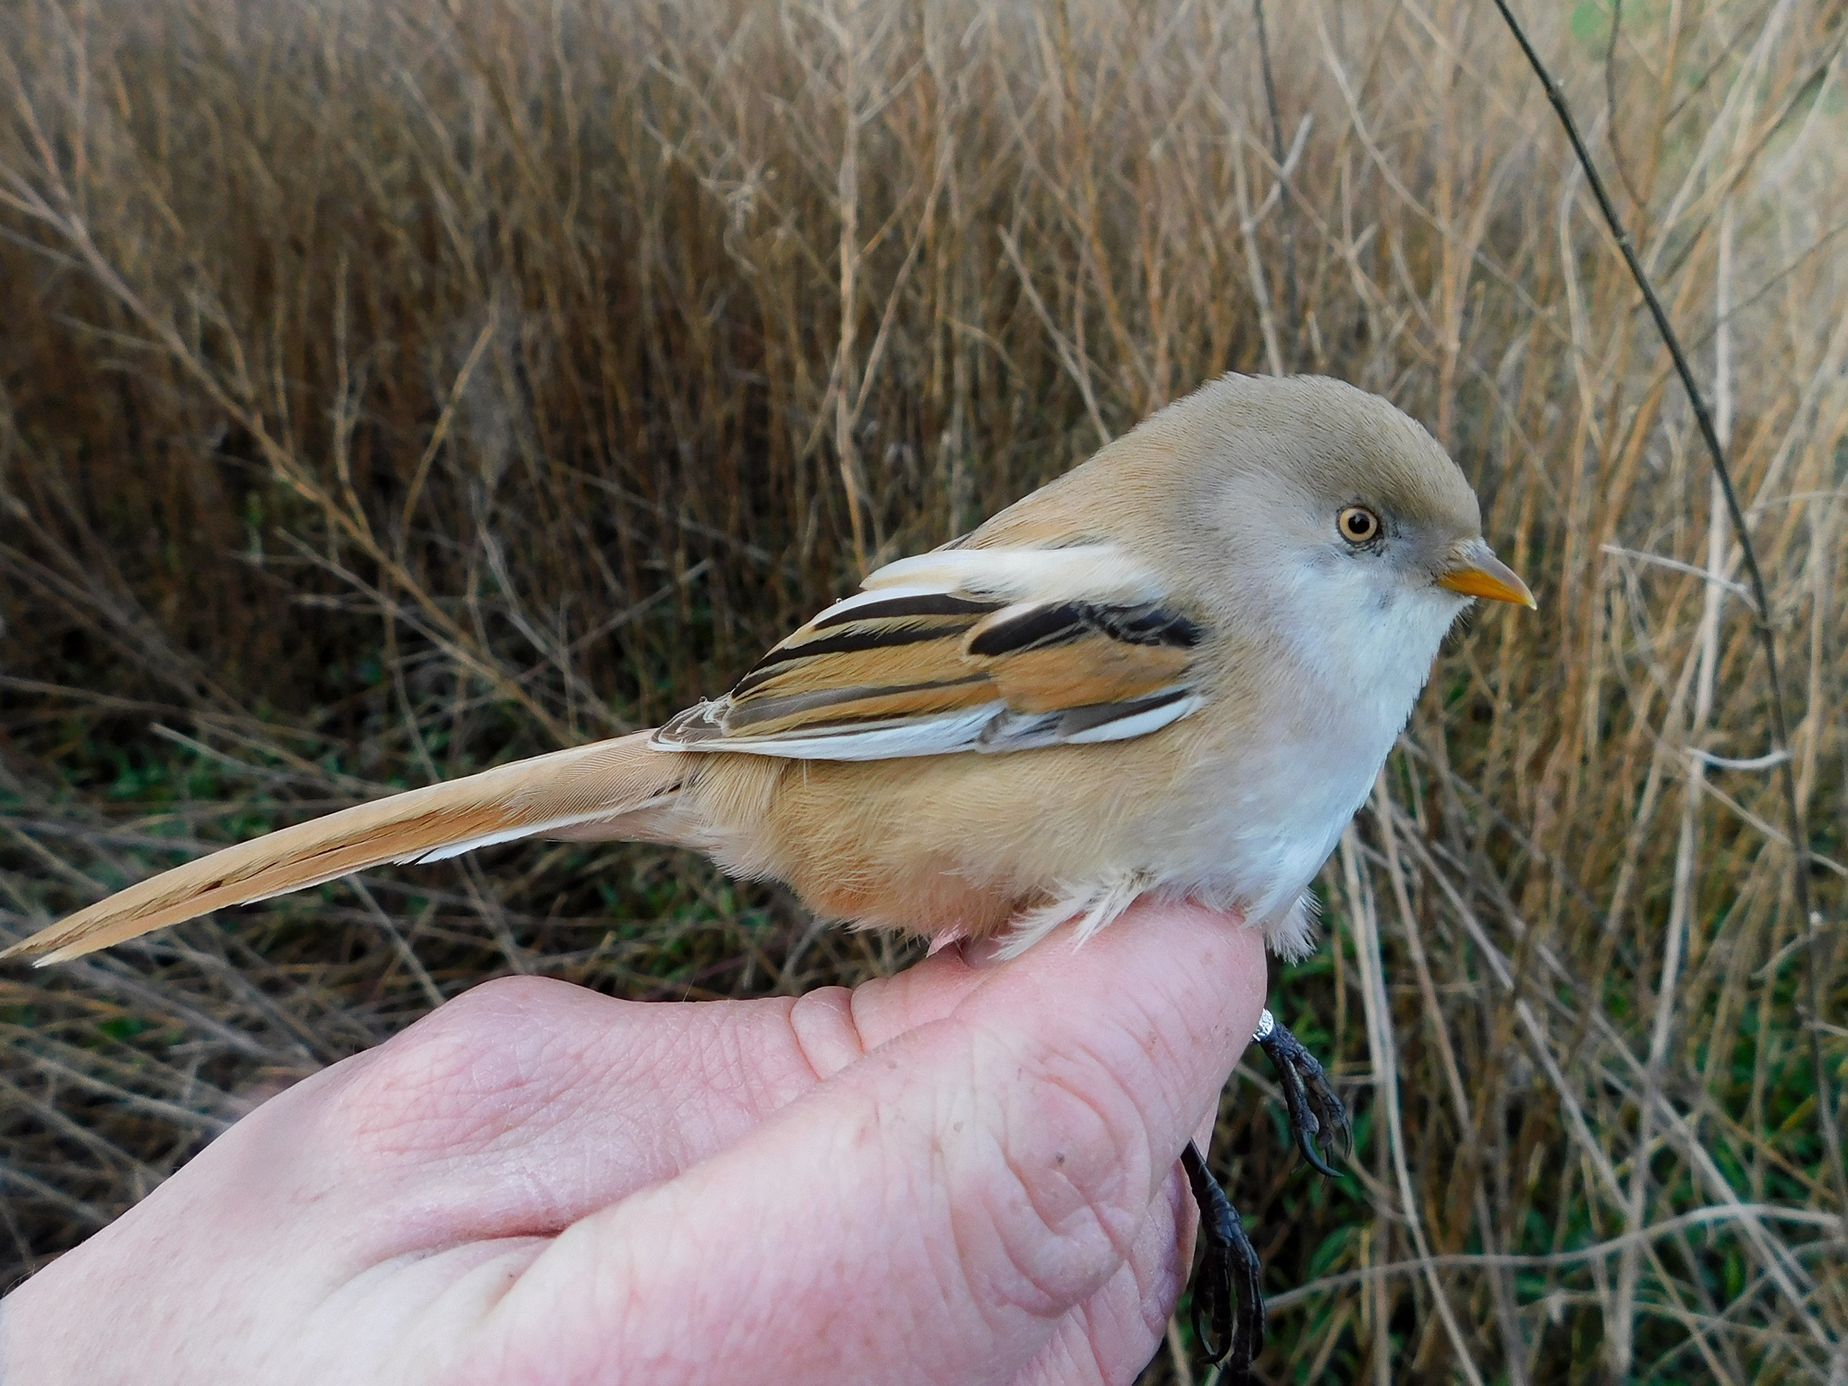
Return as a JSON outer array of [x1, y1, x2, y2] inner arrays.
[[4, 373, 1533, 969]]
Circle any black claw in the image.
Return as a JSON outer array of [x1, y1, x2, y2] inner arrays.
[[1257, 1017, 1351, 1179], [1179, 1140, 1265, 1380]]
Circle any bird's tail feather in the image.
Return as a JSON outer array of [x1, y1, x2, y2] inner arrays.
[[4, 730, 686, 966]]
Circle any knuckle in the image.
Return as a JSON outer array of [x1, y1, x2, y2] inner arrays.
[[440, 973, 581, 1023], [955, 1033, 1153, 1320], [323, 976, 581, 1160]]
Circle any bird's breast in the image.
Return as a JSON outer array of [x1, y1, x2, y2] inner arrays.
[[1148, 661, 1414, 924], [1156, 742, 1369, 922]]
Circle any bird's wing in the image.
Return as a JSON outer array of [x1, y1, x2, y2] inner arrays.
[[651, 544, 1207, 760]]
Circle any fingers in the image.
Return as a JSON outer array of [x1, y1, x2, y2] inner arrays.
[[270, 978, 831, 1253], [263, 946, 1006, 1260], [267, 932, 1034, 1259], [468, 899, 1265, 1386]]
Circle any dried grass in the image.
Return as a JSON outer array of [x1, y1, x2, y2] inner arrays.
[[0, 0, 1843, 1379]]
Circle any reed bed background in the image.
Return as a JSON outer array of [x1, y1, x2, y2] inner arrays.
[[1, 0, 1842, 1379]]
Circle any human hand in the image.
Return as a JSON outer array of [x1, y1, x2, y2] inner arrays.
[[0, 901, 1264, 1386]]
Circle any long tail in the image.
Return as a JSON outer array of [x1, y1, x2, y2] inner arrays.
[[4, 731, 688, 966]]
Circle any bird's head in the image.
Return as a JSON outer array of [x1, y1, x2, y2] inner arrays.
[[1163, 374, 1534, 679]]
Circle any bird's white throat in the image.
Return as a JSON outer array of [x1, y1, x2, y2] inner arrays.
[[1190, 577, 1471, 956]]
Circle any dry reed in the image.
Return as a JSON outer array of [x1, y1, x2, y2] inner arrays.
[[0, 0, 1842, 1380]]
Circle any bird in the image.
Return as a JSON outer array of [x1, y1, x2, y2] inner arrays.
[[4, 372, 1534, 1378]]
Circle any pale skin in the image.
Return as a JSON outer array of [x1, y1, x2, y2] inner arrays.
[[0, 901, 1264, 1386]]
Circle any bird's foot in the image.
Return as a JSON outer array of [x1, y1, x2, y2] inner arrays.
[[1253, 1009, 1350, 1179], [1180, 1139, 1264, 1381]]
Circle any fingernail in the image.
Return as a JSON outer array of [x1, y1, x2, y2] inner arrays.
[[958, 936, 1006, 970]]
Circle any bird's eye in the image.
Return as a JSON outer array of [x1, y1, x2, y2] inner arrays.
[[1337, 505, 1381, 545]]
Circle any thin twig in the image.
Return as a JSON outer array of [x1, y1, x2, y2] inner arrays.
[[1488, 0, 1844, 1222], [1266, 1200, 1844, 1313], [1251, 0, 1298, 367]]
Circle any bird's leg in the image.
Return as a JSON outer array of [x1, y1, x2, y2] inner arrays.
[[1253, 1008, 1350, 1178], [1179, 1139, 1264, 1380]]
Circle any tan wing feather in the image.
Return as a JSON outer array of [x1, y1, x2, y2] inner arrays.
[[725, 678, 994, 739], [654, 575, 1205, 753], [729, 645, 986, 713], [982, 640, 1191, 713], [4, 731, 685, 965]]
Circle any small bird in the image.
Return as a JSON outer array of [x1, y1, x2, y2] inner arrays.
[[5, 372, 1533, 1376]]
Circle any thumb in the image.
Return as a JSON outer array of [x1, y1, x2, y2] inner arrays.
[[468, 900, 1266, 1385]]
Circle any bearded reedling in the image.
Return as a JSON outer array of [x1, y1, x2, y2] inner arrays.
[[5, 373, 1535, 1377]]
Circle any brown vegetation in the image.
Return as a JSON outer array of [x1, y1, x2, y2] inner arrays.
[[1, 0, 1842, 1379]]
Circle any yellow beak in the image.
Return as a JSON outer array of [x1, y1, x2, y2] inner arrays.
[[1436, 543, 1536, 609]]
